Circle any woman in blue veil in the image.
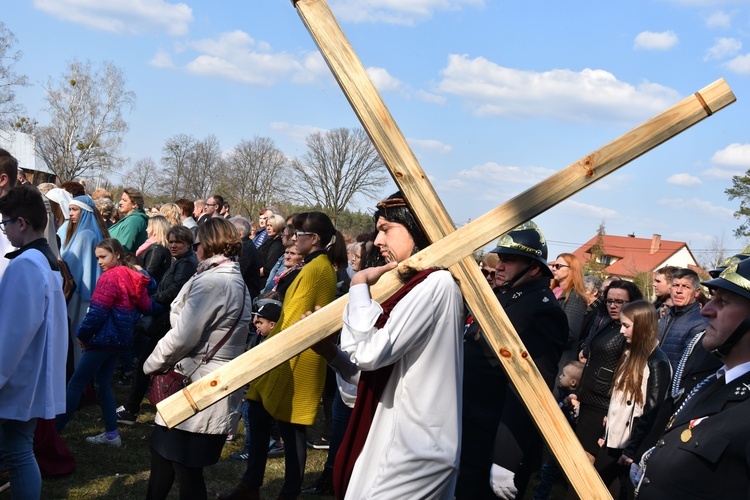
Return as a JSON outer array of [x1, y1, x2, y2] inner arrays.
[[61, 195, 109, 367]]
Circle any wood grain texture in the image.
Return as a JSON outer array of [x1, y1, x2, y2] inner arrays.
[[157, 1, 735, 496]]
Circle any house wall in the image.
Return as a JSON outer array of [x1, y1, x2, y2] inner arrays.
[[654, 246, 697, 270]]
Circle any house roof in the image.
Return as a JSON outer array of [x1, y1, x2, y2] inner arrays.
[[571, 234, 696, 278]]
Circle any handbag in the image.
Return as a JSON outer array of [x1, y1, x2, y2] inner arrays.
[[148, 286, 247, 406]]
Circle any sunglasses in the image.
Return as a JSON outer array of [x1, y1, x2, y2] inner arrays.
[[192, 242, 201, 251], [481, 268, 496, 279], [550, 263, 570, 270]]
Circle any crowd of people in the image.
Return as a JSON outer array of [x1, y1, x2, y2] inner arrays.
[[1, 144, 748, 500]]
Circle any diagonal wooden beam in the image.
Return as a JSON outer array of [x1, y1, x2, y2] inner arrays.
[[156, 1, 735, 496]]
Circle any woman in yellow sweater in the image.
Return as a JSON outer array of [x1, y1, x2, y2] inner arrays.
[[220, 212, 345, 500]]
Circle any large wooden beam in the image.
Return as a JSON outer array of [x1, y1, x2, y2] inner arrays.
[[156, 1, 735, 496]]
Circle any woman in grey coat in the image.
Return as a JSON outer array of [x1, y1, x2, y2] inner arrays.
[[144, 218, 252, 500]]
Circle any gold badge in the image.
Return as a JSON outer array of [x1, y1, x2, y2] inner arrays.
[[680, 428, 692, 442]]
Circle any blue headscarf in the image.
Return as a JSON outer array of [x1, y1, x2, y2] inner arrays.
[[61, 195, 105, 301]]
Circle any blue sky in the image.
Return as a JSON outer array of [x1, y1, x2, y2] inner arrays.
[[6, 0, 750, 263]]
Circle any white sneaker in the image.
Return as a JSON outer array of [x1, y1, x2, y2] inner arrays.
[[86, 432, 122, 447]]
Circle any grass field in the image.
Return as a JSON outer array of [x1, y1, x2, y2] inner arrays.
[[1, 382, 330, 500], [1, 380, 570, 499]]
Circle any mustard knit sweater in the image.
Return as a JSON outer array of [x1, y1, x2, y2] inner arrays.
[[246, 253, 337, 425]]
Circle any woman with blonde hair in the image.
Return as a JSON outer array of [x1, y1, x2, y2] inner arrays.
[[551, 253, 588, 371], [159, 202, 182, 228], [136, 215, 172, 285]]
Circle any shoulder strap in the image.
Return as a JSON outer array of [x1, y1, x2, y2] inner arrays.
[[203, 285, 247, 364]]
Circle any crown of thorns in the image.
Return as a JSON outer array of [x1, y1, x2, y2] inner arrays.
[[375, 198, 408, 209]]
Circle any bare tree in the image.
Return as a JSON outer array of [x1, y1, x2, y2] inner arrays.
[[36, 59, 135, 181], [185, 134, 222, 199], [124, 157, 160, 198], [290, 127, 388, 222], [220, 136, 289, 218], [0, 23, 29, 120], [160, 133, 197, 199]]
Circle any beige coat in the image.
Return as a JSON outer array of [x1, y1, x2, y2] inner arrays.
[[145, 260, 252, 434]]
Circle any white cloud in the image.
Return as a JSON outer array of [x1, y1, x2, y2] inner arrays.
[[667, 173, 702, 186], [270, 122, 327, 145], [181, 31, 307, 86], [408, 138, 453, 155], [702, 166, 744, 180], [33, 0, 192, 36], [712, 143, 750, 166], [415, 89, 446, 105], [149, 50, 175, 69], [558, 200, 618, 219], [725, 53, 750, 74], [658, 198, 734, 218], [290, 52, 333, 85], [704, 37, 742, 60], [436, 54, 680, 124], [634, 31, 679, 51], [706, 10, 731, 28], [366, 67, 404, 93], [330, 0, 484, 25], [456, 162, 556, 185]]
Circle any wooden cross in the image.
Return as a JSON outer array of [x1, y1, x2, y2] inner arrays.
[[157, 1, 736, 496]]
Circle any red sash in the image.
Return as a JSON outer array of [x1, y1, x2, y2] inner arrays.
[[333, 268, 440, 499]]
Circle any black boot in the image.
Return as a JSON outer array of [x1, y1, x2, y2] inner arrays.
[[215, 481, 260, 500], [300, 468, 334, 495]]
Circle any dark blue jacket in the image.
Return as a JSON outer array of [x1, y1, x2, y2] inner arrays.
[[658, 301, 707, 370]]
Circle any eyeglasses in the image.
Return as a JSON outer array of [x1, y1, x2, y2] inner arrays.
[[0, 217, 19, 234], [192, 242, 201, 251], [481, 268, 496, 279], [606, 299, 629, 307], [294, 231, 316, 238], [550, 263, 570, 270]]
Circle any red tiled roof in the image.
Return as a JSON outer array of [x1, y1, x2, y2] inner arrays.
[[571, 234, 693, 278]]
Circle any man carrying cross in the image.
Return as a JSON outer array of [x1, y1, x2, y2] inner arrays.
[[319, 191, 464, 499], [635, 259, 750, 498]]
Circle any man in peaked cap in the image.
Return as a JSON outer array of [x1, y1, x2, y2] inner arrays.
[[636, 259, 750, 499], [456, 222, 568, 500]]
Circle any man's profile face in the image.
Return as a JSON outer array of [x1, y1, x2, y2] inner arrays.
[[701, 288, 750, 352], [373, 216, 415, 264], [494, 254, 532, 288], [653, 273, 671, 298], [670, 277, 699, 307], [205, 197, 218, 216]]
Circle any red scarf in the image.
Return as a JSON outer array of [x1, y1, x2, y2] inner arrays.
[[333, 267, 440, 499]]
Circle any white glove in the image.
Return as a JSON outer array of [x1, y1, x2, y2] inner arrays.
[[489, 463, 518, 500]]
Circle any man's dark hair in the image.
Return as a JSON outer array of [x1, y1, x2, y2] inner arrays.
[[373, 191, 429, 253], [672, 268, 701, 289], [0, 149, 18, 188], [655, 265, 679, 283], [210, 194, 224, 210], [0, 185, 47, 230], [175, 198, 195, 218]]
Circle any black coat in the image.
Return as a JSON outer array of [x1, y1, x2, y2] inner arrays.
[[138, 243, 172, 285], [144, 249, 198, 339], [579, 319, 627, 409], [257, 236, 284, 288], [238, 238, 262, 301], [637, 370, 750, 499], [456, 277, 567, 499]]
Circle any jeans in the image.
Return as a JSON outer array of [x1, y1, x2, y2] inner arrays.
[[56, 348, 120, 433], [325, 390, 353, 470], [0, 418, 41, 500]]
